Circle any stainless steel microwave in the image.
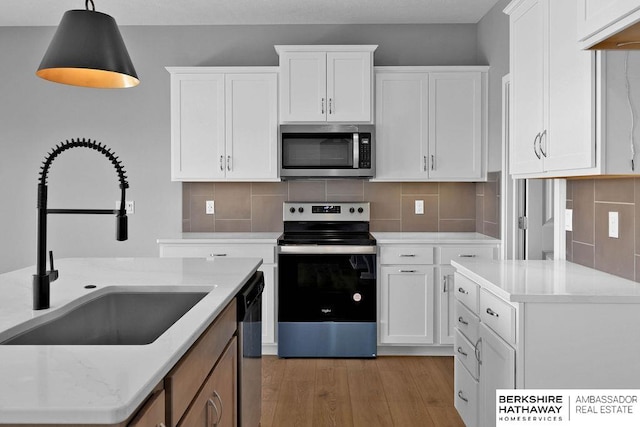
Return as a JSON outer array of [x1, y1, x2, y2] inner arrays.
[[279, 124, 375, 179]]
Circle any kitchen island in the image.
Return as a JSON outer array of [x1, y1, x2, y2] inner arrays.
[[451, 259, 640, 427], [0, 257, 262, 425]]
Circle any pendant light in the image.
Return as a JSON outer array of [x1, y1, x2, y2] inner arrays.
[[36, 0, 139, 89]]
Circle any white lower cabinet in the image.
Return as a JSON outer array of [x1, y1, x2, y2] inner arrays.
[[377, 241, 498, 353], [158, 241, 277, 350], [454, 273, 517, 427], [379, 265, 435, 344]]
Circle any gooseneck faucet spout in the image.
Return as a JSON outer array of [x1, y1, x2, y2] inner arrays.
[[33, 138, 130, 310]]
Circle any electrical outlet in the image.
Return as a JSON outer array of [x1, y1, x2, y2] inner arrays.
[[415, 200, 424, 215], [565, 209, 573, 232], [608, 211, 619, 238], [206, 200, 215, 215], [115, 200, 135, 214]]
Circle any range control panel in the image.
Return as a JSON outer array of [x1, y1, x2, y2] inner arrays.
[[283, 202, 370, 222]]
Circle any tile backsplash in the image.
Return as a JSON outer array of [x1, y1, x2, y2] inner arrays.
[[183, 172, 501, 237], [566, 178, 640, 282]]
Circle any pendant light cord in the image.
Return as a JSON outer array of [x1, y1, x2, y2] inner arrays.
[[85, 0, 95, 11]]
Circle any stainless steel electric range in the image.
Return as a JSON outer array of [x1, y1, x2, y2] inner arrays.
[[277, 202, 377, 358]]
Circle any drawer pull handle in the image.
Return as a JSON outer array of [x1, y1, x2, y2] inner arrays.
[[457, 391, 469, 403], [209, 253, 227, 257], [399, 254, 416, 257], [458, 287, 469, 295], [458, 316, 468, 325], [486, 308, 499, 317], [213, 390, 223, 425], [399, 269, 417, 273], [457, 347, 468, 357], [458, 254, 476, 258], [207, 398, 220, 427]]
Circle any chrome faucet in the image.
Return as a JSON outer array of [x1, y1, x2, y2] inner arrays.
[[33, 138, 129, 310]]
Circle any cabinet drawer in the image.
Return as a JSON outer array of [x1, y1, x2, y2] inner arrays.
[[455, 328, 479, 380], [440, 246, 495, 265], [128, 389, 165, 427], [480, 289, 516, 345], [160, 243, 276, 263], [453, 273, 479, 313], [178, 337, 237, 427], [379, 245, 434, 265], [455, 300, 479, 345], [454, 358, 478, 427], [165, 301, 237, 426]]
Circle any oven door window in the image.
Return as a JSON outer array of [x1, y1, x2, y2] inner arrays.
[[281, 133, 354, 169], [279, 254, 376, 322]]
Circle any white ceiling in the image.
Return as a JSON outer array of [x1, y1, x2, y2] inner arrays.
[[1, 0, 502, 26]]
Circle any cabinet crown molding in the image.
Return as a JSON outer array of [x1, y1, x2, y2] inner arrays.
[[275, 45, 378, 54]]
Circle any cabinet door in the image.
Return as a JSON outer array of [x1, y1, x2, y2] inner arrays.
[[544, 0, 596, 173], [327, 51, 372, 122], [509, 0, 545, 175], [379, 265, 435, 344], [171, 73, 225, 180], [428, 72, 483, 180], [279, 52, 327, 122], [375, 72, 428, 180], [179, 338, 238, 427], [225, 73, 278, 180], [478, 323, 515, 427], [438, 266, 456, 345], [261, 264, 276, 345]]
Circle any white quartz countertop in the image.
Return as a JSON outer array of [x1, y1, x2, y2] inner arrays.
[[452, 259, 640, 303], [0, 257, 262, 424], [373, 232, 500, 245], [158, 232, 281, 244]]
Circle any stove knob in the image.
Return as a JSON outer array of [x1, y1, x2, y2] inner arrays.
[[358, 207, 364, 214], [298, 207, 304, 213], [349, 207, 355, 214], [289, 207, 296, 213]]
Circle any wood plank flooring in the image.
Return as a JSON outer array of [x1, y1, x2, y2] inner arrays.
[[262, 356, 465, 427]]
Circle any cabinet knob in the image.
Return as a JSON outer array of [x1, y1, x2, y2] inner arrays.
[[458, 316, 469, 326], [457, 347, 468, 357], [457, 391, 469, 403], [458, 287, 469, 295]]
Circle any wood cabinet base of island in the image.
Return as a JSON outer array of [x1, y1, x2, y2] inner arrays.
[[0, 300, 239, 427]]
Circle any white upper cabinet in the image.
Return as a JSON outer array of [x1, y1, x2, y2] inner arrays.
[[167, 67, 278, 182], [374, 67, 487, 182], [276, 45, 377, 123], [506, 0, 596, 178], [170, 73, 226, 181], [577, 0, 640, 49]]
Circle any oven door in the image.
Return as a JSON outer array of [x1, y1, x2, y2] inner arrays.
[[278, 247, 376, 322]]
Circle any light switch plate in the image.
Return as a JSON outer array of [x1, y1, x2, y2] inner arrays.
[[565, 209, 573, 232], [206, 200, 215, 215], [415, 200, 424, 215], [608, 211, 619, 238]]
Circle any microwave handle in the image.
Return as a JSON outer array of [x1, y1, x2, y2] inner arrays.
[[353, 133, 359, 169]]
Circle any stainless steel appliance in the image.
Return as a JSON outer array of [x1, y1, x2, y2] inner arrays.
[[277, 202, 377, 358], [237, 271, 264, 427], [279, 124, 375, 178]]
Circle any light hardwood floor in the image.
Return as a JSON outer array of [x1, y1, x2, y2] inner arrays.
[[262, 356, 465, 427]]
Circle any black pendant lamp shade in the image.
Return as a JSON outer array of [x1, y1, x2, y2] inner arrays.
[[36, 1, 139, 88]]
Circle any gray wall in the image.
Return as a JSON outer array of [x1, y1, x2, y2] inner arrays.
[[0, 24, 481, 273], [477, 0, 510, 172]]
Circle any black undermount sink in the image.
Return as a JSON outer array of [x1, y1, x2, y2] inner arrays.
[[1, 290, 209, 345]]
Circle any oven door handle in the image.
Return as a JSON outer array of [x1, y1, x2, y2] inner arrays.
[[279, 245, 377, 255]]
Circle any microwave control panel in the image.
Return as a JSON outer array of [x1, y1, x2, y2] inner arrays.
[[359, 133, 371, 168]]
